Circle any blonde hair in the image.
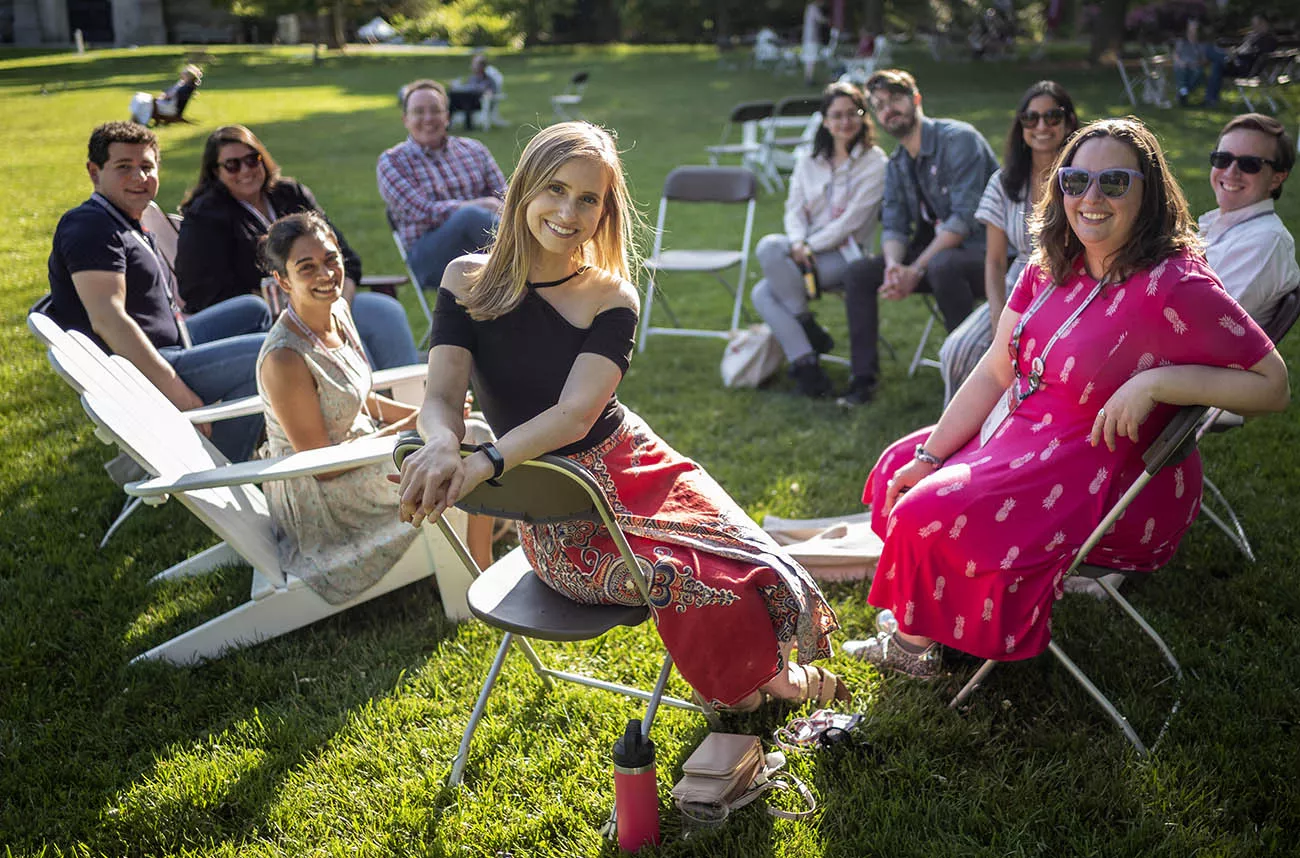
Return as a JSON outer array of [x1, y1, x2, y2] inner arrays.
[[464, 122, 639, 320]]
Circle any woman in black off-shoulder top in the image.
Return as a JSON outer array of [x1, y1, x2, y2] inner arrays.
[[394, 122, 847, 711]]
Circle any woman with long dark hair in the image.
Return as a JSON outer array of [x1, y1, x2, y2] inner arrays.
[[842, 118, 1288, 677], [937, 80, 1079, 403], [175, 125, 418, 370], [750, 81, 887, 397], [396, 122, 846, 710]]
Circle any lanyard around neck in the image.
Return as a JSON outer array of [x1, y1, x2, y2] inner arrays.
[[1010, 271, 1111, 403], [238, 197, 276, 231]]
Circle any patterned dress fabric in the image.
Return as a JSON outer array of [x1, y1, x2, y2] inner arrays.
[[521, 412, 840, 707], [863, 250, 1273, 661], [431, 283, 840, 708], [257, 304, 418, 605]]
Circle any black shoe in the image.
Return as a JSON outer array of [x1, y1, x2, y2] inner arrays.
[[789, 356, 832, 398], [797, 312, 835, 355], [836, 377, 877, 407]]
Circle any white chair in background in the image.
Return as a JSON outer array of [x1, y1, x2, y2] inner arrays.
[[638, 166, 758, 351]]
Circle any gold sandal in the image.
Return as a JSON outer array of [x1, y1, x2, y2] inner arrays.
[[794, 664, 850, 706]]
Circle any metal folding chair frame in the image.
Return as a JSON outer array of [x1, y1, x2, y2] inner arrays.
[[385, 209, 436, 347], [638, 166, 758, 351], [948, 405, 1213, 756], [396, 445, 715, 787]]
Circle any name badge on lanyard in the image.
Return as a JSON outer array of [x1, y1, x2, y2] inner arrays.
[[979, 273, 1110, 447]]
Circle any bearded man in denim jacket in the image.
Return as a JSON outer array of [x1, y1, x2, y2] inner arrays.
[[836, 69, 998, 406]]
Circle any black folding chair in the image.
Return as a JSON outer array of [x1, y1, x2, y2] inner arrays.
[[393, 436, 716, 788], [949, 404, 1213, 755]]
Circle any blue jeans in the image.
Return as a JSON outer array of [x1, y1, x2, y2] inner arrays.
[[352, 292, 419, 369], [407, 205, 498, 290], [160, 294, 270, 463]]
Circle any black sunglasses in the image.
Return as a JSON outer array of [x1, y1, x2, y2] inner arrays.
[[1209, 150, 1280, 174], [1020, 107, 1067, 128], [219, 152, 263, 173]]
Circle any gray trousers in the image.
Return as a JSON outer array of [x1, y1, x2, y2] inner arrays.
[[749, 233, 850, 362]]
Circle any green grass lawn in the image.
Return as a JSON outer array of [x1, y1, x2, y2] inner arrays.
[[2, 42, 1298, 857]]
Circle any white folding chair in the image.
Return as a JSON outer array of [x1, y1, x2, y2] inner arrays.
[[705, 100, 780, 194], [761, 95, 822, 189], [552, 71, 589, 120], [385, 209, 436, 347], [638, 166, 758, 351], [391, 437, 715, 788]]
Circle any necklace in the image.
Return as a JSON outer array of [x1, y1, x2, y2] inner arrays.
[[526, 265, 587, 289]]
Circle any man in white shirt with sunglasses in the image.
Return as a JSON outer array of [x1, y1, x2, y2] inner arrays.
[[1199, 112, 1298, 326]]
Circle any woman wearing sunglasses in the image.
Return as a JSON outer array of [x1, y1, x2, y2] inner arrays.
[[175, 125, 418, 370], [937, 80, 1078, 404], [841, 117, 1288, 678]]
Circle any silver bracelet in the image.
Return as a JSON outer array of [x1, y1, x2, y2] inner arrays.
[[913, 444, 943, 467]]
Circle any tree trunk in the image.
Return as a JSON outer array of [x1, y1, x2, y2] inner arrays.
[[524, 0, 540, 46], [863, 0, 884, 34], [715, 0, 731, 48], [328, 0, 345, 51], [1088, 0, 1130, 64]]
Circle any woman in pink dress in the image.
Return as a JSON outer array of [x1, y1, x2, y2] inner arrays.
[[843, 117, 1290, 677]]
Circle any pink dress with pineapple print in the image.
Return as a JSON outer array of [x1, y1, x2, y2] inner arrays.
[[863, 249, 1273, 661]]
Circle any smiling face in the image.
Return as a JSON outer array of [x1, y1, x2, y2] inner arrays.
[[869, 88, 919, 140], [404, 87, 449, 151], [215, 141, 267, 205], [1021, 94, 1068, 158], [1064, 135, 1144, 272], [274, 230, 345, 310], [823, 94, 866, 150], [88, 142, 159, 220], [1212, 127, 1287, 213], [524, 157, 609, 260]]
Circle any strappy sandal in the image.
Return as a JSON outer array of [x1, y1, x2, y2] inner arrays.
[[793, 664, 851, 706]]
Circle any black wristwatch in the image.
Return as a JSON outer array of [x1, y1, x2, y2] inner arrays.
[[476, 442, 505, 486]]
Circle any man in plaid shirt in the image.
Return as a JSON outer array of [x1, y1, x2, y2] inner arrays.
[[378, 79, 506, 290]]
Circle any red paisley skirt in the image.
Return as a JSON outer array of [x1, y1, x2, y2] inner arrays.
[[519, 413, 839, 707]]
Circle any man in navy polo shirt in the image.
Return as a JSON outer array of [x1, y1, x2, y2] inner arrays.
[[47, 121, 271, 462]]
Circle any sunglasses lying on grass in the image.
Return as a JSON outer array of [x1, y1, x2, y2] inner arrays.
[[1057, 166, 1145, 199]]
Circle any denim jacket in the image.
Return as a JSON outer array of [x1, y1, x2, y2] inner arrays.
[[880, 116, 999, 251]]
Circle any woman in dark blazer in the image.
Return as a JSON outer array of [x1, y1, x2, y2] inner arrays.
[[176, 125, 418, 369]]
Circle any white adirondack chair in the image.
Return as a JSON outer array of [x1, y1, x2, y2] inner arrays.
[[30, 313, 468, 665]]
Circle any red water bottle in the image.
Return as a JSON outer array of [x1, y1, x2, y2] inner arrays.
[[612, 718, 660, 851]]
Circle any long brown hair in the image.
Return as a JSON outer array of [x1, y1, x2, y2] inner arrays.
[[811, 82, 876, 160], [1030, 117, 1198, 287], [179, 124, 282, 215], [463, 122, 640, 320]]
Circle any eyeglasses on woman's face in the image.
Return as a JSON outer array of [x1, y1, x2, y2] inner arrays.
[[1209, 150, 1279, 174], [1058, 166, 1145, 199], [219, 152, 263, 174], [1020, 107, 1067, 128]]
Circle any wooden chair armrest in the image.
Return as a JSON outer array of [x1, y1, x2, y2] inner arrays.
[[126, 436, 395, 498]]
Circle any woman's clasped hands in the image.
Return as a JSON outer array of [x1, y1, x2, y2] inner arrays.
[[393, 438, 492, 528]]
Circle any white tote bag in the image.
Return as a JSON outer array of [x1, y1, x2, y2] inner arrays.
[[720, 324, 784, 388]]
